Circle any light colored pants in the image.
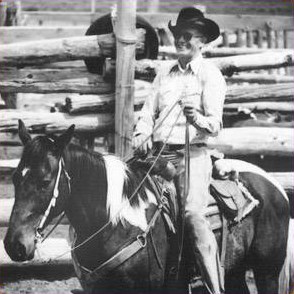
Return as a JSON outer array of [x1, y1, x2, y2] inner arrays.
[[178, 147, 224, 294]]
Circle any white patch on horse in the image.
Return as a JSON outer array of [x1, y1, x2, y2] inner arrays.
[[21, 167, 30, 177], [219, 159, 288, 201], [104, 155, 156, 231]]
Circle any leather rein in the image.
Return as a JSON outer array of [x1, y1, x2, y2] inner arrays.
[[35, 157, 71, 243]]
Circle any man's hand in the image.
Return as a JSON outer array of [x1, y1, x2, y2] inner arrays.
[[181, 96, 198, 124], [132, 133, 152, 156]]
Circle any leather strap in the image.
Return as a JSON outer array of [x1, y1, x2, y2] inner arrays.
[[220, 214, 228, 268], [86, 235, 147, 283], [85, 195, 164, 284]]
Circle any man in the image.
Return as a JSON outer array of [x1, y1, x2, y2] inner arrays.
[[132, 7, 226, 294]]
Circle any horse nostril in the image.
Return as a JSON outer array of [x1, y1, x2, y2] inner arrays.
[[15, 241, 27, 260]]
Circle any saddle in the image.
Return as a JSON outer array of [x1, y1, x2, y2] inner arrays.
[[210, 159, 259, 222]]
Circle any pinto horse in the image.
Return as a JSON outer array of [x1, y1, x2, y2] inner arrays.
[[4, 121, 291, 294]]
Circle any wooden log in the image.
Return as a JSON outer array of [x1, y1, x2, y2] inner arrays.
[[0, 75, 113, 94], [1, 50, 293, 94], [0, 29, 145, 67], [226, 73, 293, 84], [159, 46, 293, 58], [226, 83, 294, 103], [224, 101, 293, 113], [0, 112, 292, 157], [64, 82, 292, 115], [0, 26, 88, 44], [117, 52, 294, 80], [0, 110, 114, 134], [65, 80, 151, 114], [212, 51, 294, 76], [207, 127, 293, 157], [114, 0, 137, 157]]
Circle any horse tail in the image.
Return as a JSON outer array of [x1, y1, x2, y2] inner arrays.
[[279, 219, 294, 294]]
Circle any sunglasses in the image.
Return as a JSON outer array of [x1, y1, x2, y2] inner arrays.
[[174, 31, 203, 42]]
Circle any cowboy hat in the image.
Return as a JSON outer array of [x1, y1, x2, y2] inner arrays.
[[168, 7, 220, 43]]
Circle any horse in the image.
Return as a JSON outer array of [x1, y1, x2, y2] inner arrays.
[[4, 120, 180, 293], [84, 13, 159, 74], [4, 121, 291, 294]]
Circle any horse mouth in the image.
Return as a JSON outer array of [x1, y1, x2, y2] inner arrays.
[[4, 238, 35, 262]]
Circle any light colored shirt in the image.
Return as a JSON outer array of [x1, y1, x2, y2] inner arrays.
[[134, 55, 226, 145]]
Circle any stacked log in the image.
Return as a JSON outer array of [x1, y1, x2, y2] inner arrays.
[[0, 29, 146, 67]]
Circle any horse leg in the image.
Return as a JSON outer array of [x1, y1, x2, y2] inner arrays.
[[225, 269, 249, 294], [252, 266, 280, 294]]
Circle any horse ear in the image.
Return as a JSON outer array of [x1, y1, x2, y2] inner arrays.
[[18, 119, 32, 146], [55, 124, 75, 151]]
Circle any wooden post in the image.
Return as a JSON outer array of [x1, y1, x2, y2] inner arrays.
[[283, 30, 290, 75], [275, 30, 285, 75], [114, 0, 137, 157], [236, 29, 245, 47], [147, 0, 159, 13], [266, 23, 275, 74], [0, 2, 7, 26], [222, 31, 229, 47], [246, 30, 254, 48]]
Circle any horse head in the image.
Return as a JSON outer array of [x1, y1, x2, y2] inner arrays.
[[4, 120, 75, 262]]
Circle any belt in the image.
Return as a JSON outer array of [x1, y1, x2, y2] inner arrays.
[[154, 142, 207, 152]]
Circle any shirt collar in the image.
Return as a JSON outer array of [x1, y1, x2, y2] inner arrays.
[[177, 54, 203, 75]]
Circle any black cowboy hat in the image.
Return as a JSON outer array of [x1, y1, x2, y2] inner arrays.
[[168, 7, 220, 43]]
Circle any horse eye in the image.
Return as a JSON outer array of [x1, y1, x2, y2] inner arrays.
[[39, 180, 51, 190]]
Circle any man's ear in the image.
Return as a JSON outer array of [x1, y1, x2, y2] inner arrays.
[[54, 124, 75, 152], [18, 119, 32, 146]]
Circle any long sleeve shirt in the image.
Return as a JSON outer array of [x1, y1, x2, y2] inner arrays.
[[134, 55, 226, 145]]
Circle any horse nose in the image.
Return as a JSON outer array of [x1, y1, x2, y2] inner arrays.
[[4, 234, 34, 262]]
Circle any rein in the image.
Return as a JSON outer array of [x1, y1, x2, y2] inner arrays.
[[83, 189, 168, 284], [35, 158, 71, 243], [51, 109, 183, 263]]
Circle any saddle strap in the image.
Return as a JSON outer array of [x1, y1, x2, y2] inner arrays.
[[86, 235, 147, 284], [220, 214, 228, 269]]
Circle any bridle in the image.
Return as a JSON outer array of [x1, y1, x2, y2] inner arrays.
[[35, 157, 71, 243]]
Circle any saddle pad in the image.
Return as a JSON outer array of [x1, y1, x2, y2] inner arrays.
[[210, 179, 258, 221]]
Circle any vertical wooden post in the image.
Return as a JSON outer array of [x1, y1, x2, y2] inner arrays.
[[147, 0, 159, 13], [283, 30, 290, 75], [236, 29, 245, 47], [0, 2, 7, 26], [90, 0, 96, 23], [257, 29, 264, 48], [115, 0, 137, 157], [222, 31, 229, 47], [246, 30, 254, 48], [266, 23, 275, 74], [275, 30, 285, 75]]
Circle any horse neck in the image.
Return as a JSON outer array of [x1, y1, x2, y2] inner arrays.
[[62, 145, 108, 237]]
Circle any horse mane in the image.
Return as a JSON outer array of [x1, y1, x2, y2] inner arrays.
[[22, 135, 155, 228]]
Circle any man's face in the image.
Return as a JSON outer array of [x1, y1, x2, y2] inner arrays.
[[174, 28, 206, 58]]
